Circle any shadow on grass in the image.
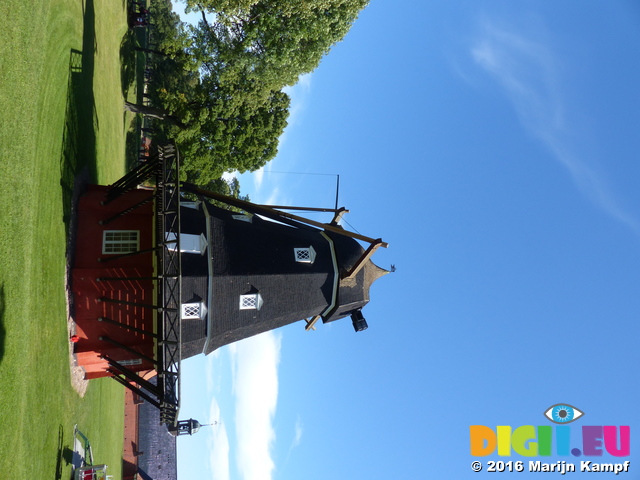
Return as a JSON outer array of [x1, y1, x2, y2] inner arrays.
[[55, 425, 64, 480], [60, 0, 98, 242], [56, 423, 83, 480], [121, 15, 149, 170], [120, 29, 138, 99], [125, 117, 144, 171], [0, 285, 5, 365]]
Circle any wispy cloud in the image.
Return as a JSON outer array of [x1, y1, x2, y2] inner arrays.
[[292, 416, 303, 449], [205, 349, 222, 393], [281, 415, 304, 467], [283, 73, 313, 133], [470, 17, 640, 234], [230, 332, 282, 480], [254, 167, 266, 192], [208, 397, 230, 480]]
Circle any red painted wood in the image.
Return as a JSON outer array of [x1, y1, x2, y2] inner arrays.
[[72, 186, 157, 378]]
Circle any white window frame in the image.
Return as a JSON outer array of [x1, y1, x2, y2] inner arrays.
[[180, 201, 200, 210], [294, 246, 316, 264], [102, 230, 139, 254], [166, 233, 208, 255], [182, 303, 203, 319], [239, 293, 263, 310], [232, 214, 253, 223]]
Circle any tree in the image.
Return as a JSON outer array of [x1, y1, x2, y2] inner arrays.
[[124, 102, 186, 128], [136, 0, 368, 182], [173, 89, 290, 181], [187, 0, 370, 90]]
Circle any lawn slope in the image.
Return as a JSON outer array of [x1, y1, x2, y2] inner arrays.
[[0, 1, 133, 478]]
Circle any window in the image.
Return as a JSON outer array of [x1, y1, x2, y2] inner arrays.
[[294, 246, 316, 264], [166, 233, 207, 254], [182, 303, 202, 319], [239, 293, 263, 310], [119, 358, 142, 366], [232, 214, 252, 223], [180, 201, 199, 210], [102, 230, 139, 254]]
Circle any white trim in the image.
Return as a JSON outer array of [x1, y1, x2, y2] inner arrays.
[[166, 233, 207, 254], [102, 230, 140, 254], [239, 293, 263, 310], [182, 303, 202, 319], [294, 246, 316, 264], [320, 232, 339, 318], [203, 205, 214, 354], [232, 214, 253, 223]]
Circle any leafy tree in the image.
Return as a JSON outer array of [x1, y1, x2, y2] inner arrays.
[[134, 0, 368, 182], [174, 89, 290, 181], [187, 0, 370, 90]]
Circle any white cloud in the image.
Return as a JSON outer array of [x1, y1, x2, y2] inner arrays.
[[263, 186, 282, 207], [253, 167, 266, 192], [282, 415, 304, 467], [291, 416, 303, 450], [205, 349, 222, 393], [470, 17, 640, 234], [208, 398, 231, 480], [283, 73, 313, 132], [230, 332, 282, 480]]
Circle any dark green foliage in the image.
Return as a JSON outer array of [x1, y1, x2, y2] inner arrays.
[[189, 0, 369, 89], [144, 0, 368, 182], [184, 176, 251, 212]]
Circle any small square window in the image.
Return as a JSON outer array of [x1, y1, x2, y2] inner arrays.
[[294, 246, 316, 264], [239, 293, 263, 310], [182, 303, 202, 319], [103, 230, 139, 254]]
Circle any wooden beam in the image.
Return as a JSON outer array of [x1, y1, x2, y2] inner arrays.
[[100, 336, 159, 366], [98, 194, 154, 225], [183, 183, 388, 248], [97, 316, 159, 339], [109, 373, 161, 409], [98, 297, 177, 312], [330, 207, 349, 226], [342, 239, 384, 280], [304, 315, 321, 331], [103, 355, 162, 397], [257, 205, 346, 213]]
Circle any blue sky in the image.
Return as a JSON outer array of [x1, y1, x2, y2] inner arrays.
[[175, 1, 640, 478]]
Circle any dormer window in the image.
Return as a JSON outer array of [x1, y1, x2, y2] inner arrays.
[[239, 293, 263, 310], [182, 303, 206, 319], [166, 233, 207, 254], [180, 201, 199, 210], [232, 214, 252, 223], [294, 246, 316, 264]]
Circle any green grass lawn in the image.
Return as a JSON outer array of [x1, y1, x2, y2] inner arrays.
[[0, 0, 139, 478]]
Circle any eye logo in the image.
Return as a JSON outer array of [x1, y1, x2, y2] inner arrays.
[[544, 404, 584, 424]]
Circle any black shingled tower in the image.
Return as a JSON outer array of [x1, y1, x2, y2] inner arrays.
[[177, 183, 389, 360], [92, 142, 388, 429]]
